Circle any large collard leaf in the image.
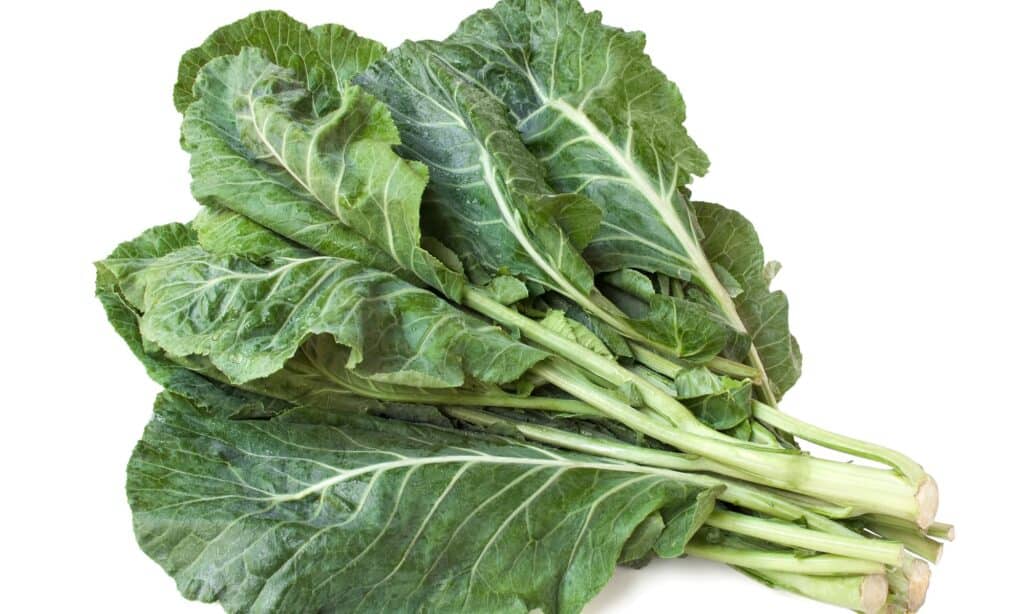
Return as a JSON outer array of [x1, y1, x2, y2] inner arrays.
[[95, 223, 291, 418], [426, 0, 794, 391], [116, 243, 546, 388], [174, 11, 384, 114], [693, 202, 802, 396], [357, 42, 599, 297], [129, 392, 720, 613], [358, 45, 735, 361], [186, 210, 563, 409], [433, 0, 711, 282], [95, 222, 472, 416], [183, 48, 463, 299]]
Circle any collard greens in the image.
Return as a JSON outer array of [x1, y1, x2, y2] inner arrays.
[[98, 3, 945, 613]]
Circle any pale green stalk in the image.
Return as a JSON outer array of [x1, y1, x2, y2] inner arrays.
[[465, 288, 721, 436], [864, 521, 943, 564], [686, 540, 884, 576], [926, 521, 955, 541], [864, 515, 955, 542], [705, 510, 905, 566], [444, 406, 855, 536], [534, 358, 931, 526], [752, 401, 927, 484], [740, 568, 889, 613]]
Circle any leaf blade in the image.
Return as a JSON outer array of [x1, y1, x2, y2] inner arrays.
[[125, 245, 546, 387], [129, 392, 720, 614]]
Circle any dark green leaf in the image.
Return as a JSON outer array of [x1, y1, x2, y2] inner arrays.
[[95, 223, 291, 418], [183, 48, 463, 299], [358, 42, 599, 296], [174, 11, 385, 114], [432, 0, 709, 281], [121, 244, 546, 387], [129, 392, 720, 614], [693, 202, 802, 397]]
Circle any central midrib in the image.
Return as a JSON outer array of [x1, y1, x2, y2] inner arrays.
[[477, 147, 671, 352], [270, 452, 693, 503], [544, 101, 722, 301], [539, 99, 778, 400]]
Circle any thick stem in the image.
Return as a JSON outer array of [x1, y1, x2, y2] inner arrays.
[[752, 401, 928, 484], [465, 288, 724, 438], [463, 290, 933, 526], [535, 359, 930, 526], [864, 521, 943, 564], [865, 515, 955, 542], [445, 406, 855, 536], [705, 510, 905, 566], [741, 569, 888, 613], [686, 539, 884, 575], [361, 388, 600, 416], [753, 487, 861, 519], [926, 521, 955, 542], [906, 559, 932, 611], [754, 401, 940, 529]]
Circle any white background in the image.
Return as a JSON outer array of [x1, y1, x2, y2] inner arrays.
[[3, 1, 1021, 612]]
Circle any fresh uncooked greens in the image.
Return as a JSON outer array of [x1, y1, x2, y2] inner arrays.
[[132, 393, 718, 613], [98, 3, 948, 613]]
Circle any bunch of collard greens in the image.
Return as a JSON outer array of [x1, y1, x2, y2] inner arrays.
[[98, 2, 950, 612]]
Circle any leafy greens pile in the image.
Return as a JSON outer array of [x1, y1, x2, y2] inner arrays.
[[98, 2, 950, 612]]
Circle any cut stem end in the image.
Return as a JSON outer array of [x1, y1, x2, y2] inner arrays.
[[907, 559, 932, 611], [915, 476, 939, 529], [860, 574, 889, 613]]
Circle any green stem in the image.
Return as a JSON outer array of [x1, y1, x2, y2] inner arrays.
[[464, 290, 934, 527], [534, 360, 929, 526], [756, 487, 862, 519], [686, 539, 884, 576], [752, 401, 928, 485], [465, 288, 721, 437], [630, 342, 759, 381], [926, 521, 955, 542], [863, 521, 943, 564], [362, 388, 600, 416], [705, 510, 904, 566], [445, 406, 856, 536], [863, 515, 955, 542], [740, 569, 888, 612]]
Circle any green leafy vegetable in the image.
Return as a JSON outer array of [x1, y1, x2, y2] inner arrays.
[[357, 38, 739, 364], [420, 0, 797, 400], [130, 391, 719, 614], [436, 0, 709, 278], [184, 47, 463, 298], [174, 11, 385, 114], [96, 3, 948, 612], [129, 246, 545, 387]]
